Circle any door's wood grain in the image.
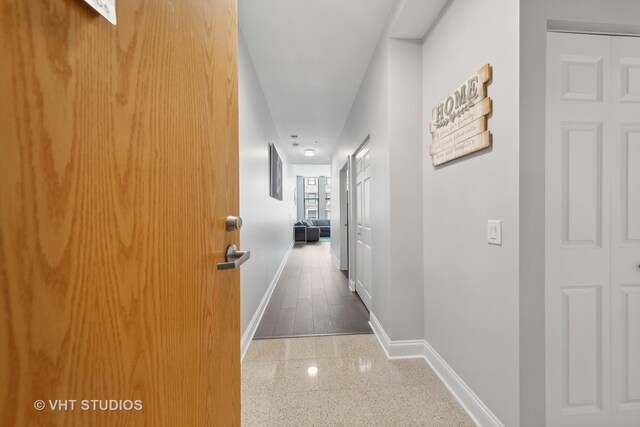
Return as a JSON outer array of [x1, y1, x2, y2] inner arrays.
[[0, 0, 240, 425]]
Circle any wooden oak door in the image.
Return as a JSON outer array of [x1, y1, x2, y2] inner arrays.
[[0, 0, 240, 426]]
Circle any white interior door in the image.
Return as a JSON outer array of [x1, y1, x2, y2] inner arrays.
[[610, 36, 640, 427], [355, 142, 372, 310], [546, 32, 612, 427], [546, 31, 640, 427]]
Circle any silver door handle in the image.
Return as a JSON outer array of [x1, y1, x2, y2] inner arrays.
[[217, 244, 251, 270]]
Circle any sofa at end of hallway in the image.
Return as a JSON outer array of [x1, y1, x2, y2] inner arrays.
[[309, 219, 330, 237], [294, 219, 330, 242]]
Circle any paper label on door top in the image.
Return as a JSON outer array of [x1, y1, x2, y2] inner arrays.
[[84, 0, 117, 25]]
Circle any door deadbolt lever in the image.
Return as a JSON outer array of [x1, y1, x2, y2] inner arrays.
[[226, 216, 243, 232], [217, 244, 250, 270]]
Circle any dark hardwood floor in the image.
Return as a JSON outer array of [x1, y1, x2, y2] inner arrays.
[[254, 241, 372, 339]]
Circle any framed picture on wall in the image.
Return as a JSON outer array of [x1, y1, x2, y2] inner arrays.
[[269, 143, 283, 200]]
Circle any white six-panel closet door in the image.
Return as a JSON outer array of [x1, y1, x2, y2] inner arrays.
[[610, 36, 640, 427], [546, 32, 640, 427]]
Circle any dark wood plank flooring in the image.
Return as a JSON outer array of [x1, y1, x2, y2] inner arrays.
[[254, 241, 372, 339]]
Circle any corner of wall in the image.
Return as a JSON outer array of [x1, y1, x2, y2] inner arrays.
[[518, 1, 547, 425], [388, 37, 425, 342]]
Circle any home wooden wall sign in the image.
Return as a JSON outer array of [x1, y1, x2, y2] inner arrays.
[[429, 64, 492, 166]]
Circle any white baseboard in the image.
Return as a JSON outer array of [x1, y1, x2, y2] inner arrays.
[[422, 339, 504, 427], [369, 313, 503, 427], [348, 279, 355, 292], [369, 312, 391, 357], [369, 312, 425, 359], [331, 252, 341, 270], [240, 241, 294, 362]]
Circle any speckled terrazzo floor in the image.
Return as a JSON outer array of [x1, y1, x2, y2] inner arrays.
[[242, 334, 474, 426]]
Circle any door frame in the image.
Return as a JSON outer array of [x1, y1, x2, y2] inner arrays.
[[339, 160, 350, 272], [348, 135, 371, 301]]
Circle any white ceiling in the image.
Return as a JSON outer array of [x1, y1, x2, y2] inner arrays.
[[389, 0, 449, 39], [238, 0, 397, 164]]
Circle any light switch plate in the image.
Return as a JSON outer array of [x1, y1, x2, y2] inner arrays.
[[487, 220, 502, 245]]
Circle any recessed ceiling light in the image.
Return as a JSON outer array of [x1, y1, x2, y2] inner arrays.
[[303, 149, 317, 157], [290, 135, 298, 139], [292, 142, 299, 147]]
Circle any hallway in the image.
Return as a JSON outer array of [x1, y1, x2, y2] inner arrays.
[[242, 334, 474, 426], [254, 242, 371, 338]]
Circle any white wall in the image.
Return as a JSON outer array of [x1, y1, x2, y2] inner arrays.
[[330, 0, 424, 341], [289, 164, 331, 178], [328, 1, 639, 425], [421, 0, 520, 425], [330, 21, 393, 330], [239, 31, 295, 337], [519, 1, 640, 425], [388, 38, 424, 340]]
